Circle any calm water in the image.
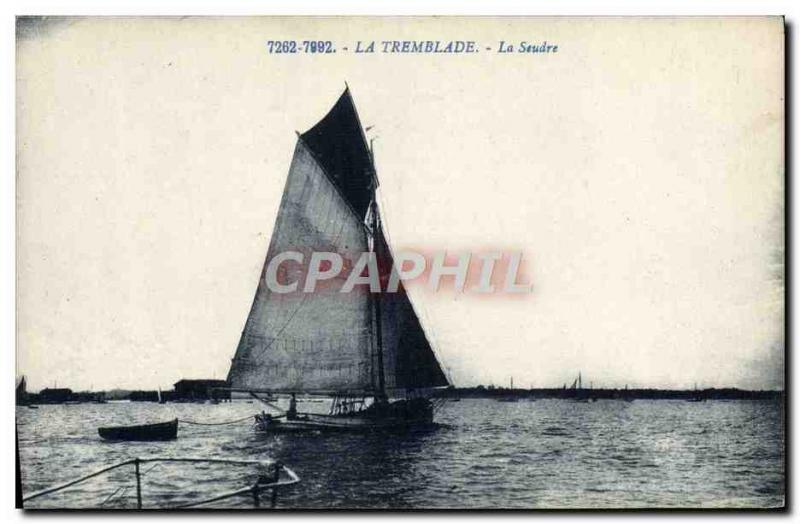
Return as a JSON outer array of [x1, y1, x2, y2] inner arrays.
[[17, 398, 784, 509]]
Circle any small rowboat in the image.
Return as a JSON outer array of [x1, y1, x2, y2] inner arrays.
[[98, 419, 178, 441]]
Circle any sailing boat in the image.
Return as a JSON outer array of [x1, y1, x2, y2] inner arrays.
[[687, 383, 706, 402], [226, 87, 450, 432], [620, 384, 635, 402], [15, 375, 28, 406], [569, 372, 591, 402], [496, 376, 520, 402]]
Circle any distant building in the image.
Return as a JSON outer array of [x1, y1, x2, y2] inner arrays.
[[39, 388, 74, 404], [128, 390, 159, 402], [173, 379, 230, 401]]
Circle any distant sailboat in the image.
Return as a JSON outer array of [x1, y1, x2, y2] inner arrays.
[[497, 376, 520, 402], [621, 384, 635, 402], [226, 87, 450, 432], [16, 375, 28, 406], [687, 383, 706, 402], [569, 372, 593, 402]]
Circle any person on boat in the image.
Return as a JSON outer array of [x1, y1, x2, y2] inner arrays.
[[287, 393, 297, 420], [254, 411, 272, 432]]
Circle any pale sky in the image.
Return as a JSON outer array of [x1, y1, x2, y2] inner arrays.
[[16, 17, 784, 392]]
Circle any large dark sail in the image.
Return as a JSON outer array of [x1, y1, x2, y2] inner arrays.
[[300, 88, 374, 218]]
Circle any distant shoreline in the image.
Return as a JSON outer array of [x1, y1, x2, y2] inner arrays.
[[434, 387, 783, 401], [16, 386, 784, 405]]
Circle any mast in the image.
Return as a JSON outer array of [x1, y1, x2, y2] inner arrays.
[[368, 139, 387, 400], [370, 200, 386, 398]]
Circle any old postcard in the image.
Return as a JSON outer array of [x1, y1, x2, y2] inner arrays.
[[15, 16, 784, 509]]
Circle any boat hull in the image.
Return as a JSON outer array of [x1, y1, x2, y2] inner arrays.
[[256, 398, 435, 433], [98, 419, 178, 441]]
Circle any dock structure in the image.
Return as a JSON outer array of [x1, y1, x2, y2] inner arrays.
[[173, 379, 231, 402]]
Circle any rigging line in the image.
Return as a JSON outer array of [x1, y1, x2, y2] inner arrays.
[[22, 459, 138, 503], [98, 461, 156, 507], [249, 201, 351, 362], [177, 414, 257, 426], [250, 392, 286, 413], [99, 486, 125, 507], [113, 486, 131, 508], [413, 299, 452, 384], [141, 463, 161, 476]]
